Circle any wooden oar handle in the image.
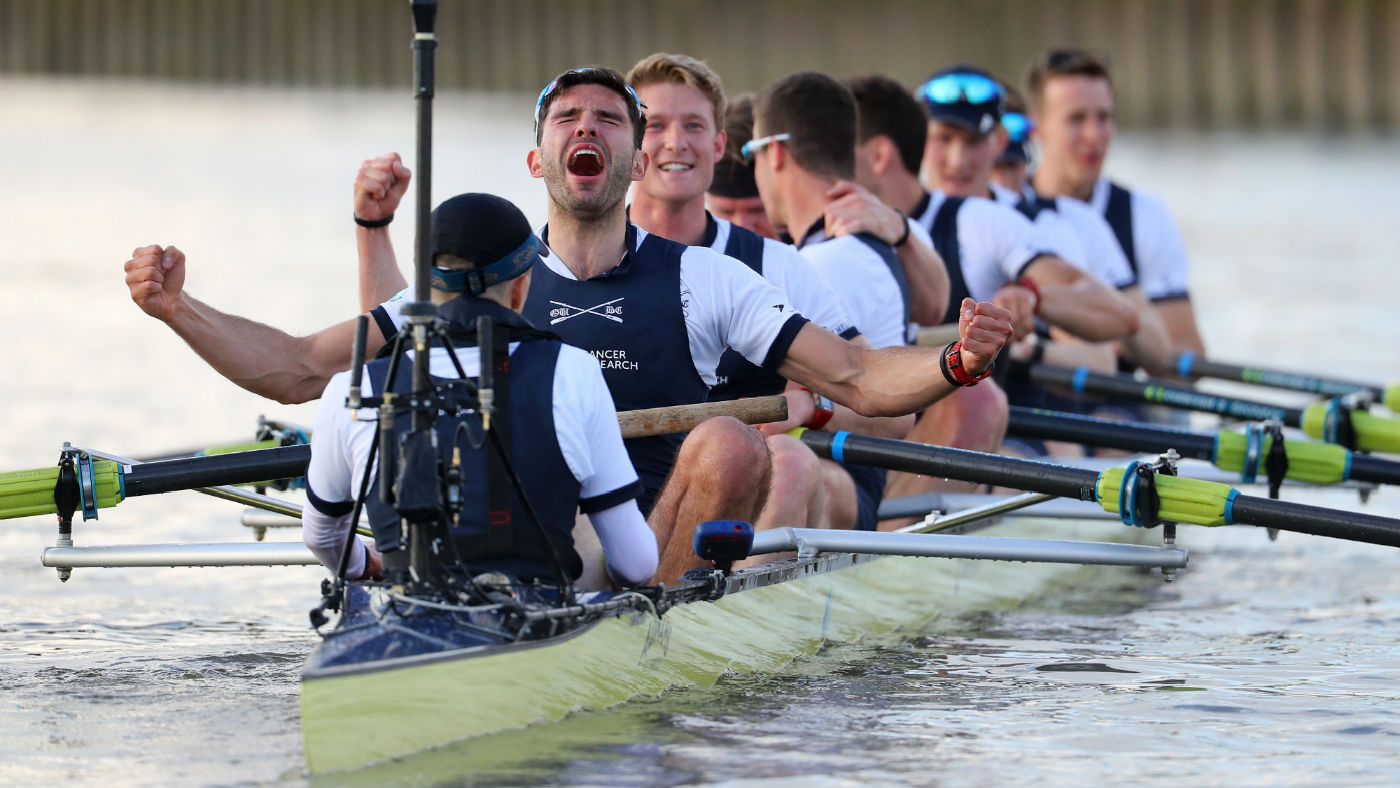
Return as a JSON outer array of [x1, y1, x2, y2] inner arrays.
[[618, 395, 788, 439], [913, 324, 960, 348]]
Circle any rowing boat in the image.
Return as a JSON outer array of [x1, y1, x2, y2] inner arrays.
[[299, 510, 1173, 773]]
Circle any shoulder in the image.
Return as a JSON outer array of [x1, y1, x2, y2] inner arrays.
[[959, 195, 1033, 231], [680, 243, 771, 284]]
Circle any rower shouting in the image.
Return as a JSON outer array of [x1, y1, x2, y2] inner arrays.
[[359, 66, 1015, 583]]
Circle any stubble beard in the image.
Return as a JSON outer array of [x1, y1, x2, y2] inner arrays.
[[543, 152, 633, 224]]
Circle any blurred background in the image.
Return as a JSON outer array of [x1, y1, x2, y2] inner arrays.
[[1, 4, 1399, 786], [3, 0, 1400, 131]]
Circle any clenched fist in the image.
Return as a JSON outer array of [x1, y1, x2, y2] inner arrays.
[[124, 244, 186, 323]]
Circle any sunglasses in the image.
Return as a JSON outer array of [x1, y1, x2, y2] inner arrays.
[[1002, 112, 1034, 143], [740, 133, 791, 164], [918, 73, 1004, 106], [534, 68, 646, 124]]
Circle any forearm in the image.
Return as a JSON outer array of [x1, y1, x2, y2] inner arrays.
[[826, 405, 914, 439], [1119, 294, 1176, 377], [898, 236, 950, 326], [1155, 298, 1206, 357], [357, 226, 409, 313], [166, 294, 347, 404], [795, 345, 958, 418], [1037, 281, 1139, 342], [589, 500, 658, 587]]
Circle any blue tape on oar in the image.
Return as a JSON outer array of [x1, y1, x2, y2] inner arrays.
[[1241, 423, 1262, 485], [1223, 488, 1239, 524], [1118, 460, 1140, 527], [831, 431, 849, 463], [1072, 367, 1090, 395], [1177, 352, 1196, 379]]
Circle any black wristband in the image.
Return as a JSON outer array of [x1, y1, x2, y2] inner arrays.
[[893, 212, 911, 247], [354, 213, 393, 228]]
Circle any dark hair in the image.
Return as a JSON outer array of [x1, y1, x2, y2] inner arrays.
[[710, 94, 758, 198], [535, 66, 647, 149], [754, 71, 856, 179], [845, 74, 926, 177], [1024, 49, 1113, 112]]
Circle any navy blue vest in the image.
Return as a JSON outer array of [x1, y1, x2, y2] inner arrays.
[[1013, 193, 1058, 222], [917, 192, 970, 326], [707, 218, 787, 401], [363, 297, 583, 582], [522, 225, 707, 514], [1102, 181, 1137, 274]]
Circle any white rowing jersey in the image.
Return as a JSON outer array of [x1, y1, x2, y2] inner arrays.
[[372, 226, 807, 388], [705, 214, 856, 340], [301, 340, 656, 585], [910, 190, 1062, 308], [1087, 177, 1191, 302], [991, 182, 1137, 291], [793, 219, 909, 350]]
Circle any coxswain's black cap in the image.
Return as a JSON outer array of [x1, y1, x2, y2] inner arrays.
[[917, 64, 1006, 137], [431, 193, 541, 295]]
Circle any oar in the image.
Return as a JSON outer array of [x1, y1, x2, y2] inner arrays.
[[0, 396, 788, 523], [795, 429, 1400, 548], [1026, 363, 1400, 454], [1006, 406, 1400, 489], [1176, 352, 1400, 412]]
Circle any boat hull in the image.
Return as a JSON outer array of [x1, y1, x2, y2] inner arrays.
[[301, 517, 1150, 773]]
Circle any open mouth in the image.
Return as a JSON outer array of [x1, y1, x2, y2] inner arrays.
[[567, 146, 604, 177]]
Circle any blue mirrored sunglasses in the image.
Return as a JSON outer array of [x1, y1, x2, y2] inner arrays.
[[1002, 112, 1034, 143], [918, 73, 1004, 106], [534, 68, 646, 124], [740, 133, 792, 164]]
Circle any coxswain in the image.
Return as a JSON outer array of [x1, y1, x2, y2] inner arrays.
[[301, 193, 657, 588], [360, 66, 1014, 582]]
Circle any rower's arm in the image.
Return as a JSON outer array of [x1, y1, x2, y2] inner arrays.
[[1154, 297, 1207, 357], [1117, 285, 1177, 377], [169, 296, 383, 404], [125, 243, 383, 404], [354, 153, 412, 311], [1023, 256, 1140, 342], [823, 180, 949, 325], [777, 299, 1013, 418], [760, 332, 914, 438], [357, 225, 409, 313]]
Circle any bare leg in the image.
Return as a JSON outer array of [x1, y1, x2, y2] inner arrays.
[[647, 417, 771, 583], [880, 379, 1008, 529], [756, 435, 840, 531]]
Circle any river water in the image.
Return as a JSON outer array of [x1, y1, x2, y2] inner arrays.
[[1, 78, 1398, 787]]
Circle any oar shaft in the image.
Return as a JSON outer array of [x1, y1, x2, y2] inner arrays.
[[1177, 353, 1383, 400], [798, 430, 1101, 500], [1228, 494, 1400, 547], [1007, 406, 1215, 461], [123, 445, 311, 497], [1028, 364, 1302, 424]]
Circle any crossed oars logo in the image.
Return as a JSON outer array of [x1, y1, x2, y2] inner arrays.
[[549, 298, 624, 325]]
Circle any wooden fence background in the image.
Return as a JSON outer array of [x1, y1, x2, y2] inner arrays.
[[2, 0, 1398, 130]]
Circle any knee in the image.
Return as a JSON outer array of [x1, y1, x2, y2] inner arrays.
[[676, 417, 771, 493], [765, 434, 822, 494]]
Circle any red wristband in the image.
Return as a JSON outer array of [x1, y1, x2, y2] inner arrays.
[[940, 340, 995, 387], [1017, 276, 1041, 314], [799, 386, 835, 430]]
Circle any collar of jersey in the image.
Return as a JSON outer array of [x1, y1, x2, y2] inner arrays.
[[538, 223, 641, 280]]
